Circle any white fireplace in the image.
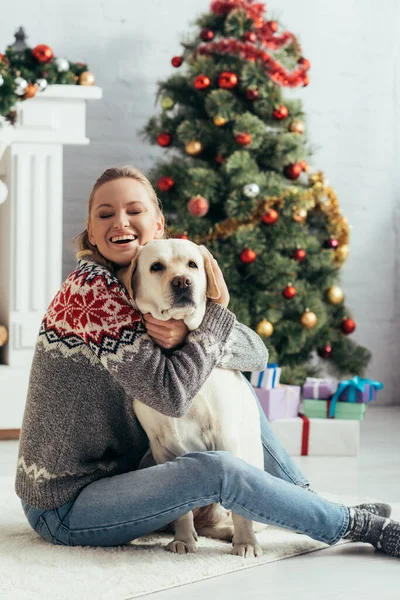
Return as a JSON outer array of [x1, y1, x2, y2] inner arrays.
[[0, 84, 102, 431]]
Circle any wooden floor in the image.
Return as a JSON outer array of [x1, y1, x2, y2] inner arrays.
[[1, 405, 399, 599]]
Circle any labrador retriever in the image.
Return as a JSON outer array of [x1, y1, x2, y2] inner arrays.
[[119, 239, 266, 557]]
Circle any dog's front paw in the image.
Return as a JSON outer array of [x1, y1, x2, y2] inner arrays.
[[165, 538, 198, 554], [231, 541, 263, 558]]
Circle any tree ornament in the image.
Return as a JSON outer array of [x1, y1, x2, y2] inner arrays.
[[213, 116, 227, 126], [303, 76, 310, 87], [318, 344, 332, 359], [185, 140, 203, 155], [157, 132, 172, 147], [0, 53, 4, 61], [243, 31, 257, 42], [32, 44, 53, 63], [292, 208, 307, 223], [0, 75, 4, 87], [157, 176, 175, 192], [218, 71, 238, 89], [262, 209, 279, 225], [292, 248, 306, 261], [299, 57, 311, 70], [243, 183, 259, 198], [14, 77, 28, 96], [300, 309, 317, 329], [171, 56, 183, 67], [289, 120, 304, 134], [272, 105, 289, 120], [236, 133, 251, 146], [175, 233, 189, 240], [326, 285, 344, 305], [245, 88, 259, 100], [23, 83, 37, 99], [0, 325, 8, 347], [194, 74, 211, 90], [256, 319, 274, 338], [240, 247, 257, 264], [335, 244, 349, 263], [284, 163, 302, 180], [324, 238, 339, 249], [268, 20, 278, 32], [55, 57, 69, 72], [341, 317, 356, 335], [215, 154, 224, 164], [299, 160, 309, 172], [161, 96, 175, 110], [188, 195, 209, 217], [79, 71, 95, 86], [36, 78, 47, 92], [283, 284, 297, 299], [200, 28, 214, 41]]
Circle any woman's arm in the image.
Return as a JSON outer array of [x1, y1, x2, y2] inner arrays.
[[216, 322, 269, 372]]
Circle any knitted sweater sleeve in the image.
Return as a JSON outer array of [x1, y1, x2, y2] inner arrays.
[[62, 269, 236, 418], [216, 322, 269, 372]]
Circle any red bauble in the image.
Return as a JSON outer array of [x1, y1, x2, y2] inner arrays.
[[324, 238, 339, 249], [175, 233, 189, 240], [157, 132, 172, 147], [284, 163, 302, 180], [200, 28, 214, 41], [262, 209, 279, 225], [273, 105, 289, 120], [268, 20, 278, 32], [171, 56, 183, 68], [0, 53, 4, 61], [32, 44, 54, 64], [283, 284, 297, 299], [318, 344, 332, 359], [188, 195, 209, 217], [215, 154, 224, 164], [245, 88, 259, 101], [292, 248, 307, 262], [194, 74, 211, 90], [243, 31, 257, 42], [341, 318, 356, 335], [298, 57, 311, 70], [157, 176, 175, 192], [218, 71, 238, 89], [240, 248, 257, 264], [236, 133, 251, 146], [299, 159, 308, 171]]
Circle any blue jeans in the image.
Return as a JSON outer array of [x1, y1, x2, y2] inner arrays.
[[20, 377, 349, 547]]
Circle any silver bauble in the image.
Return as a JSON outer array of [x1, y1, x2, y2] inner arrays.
[[14, 76, 28, 96], [36, 78, 48, 92], [55, 57, 70, 72], [243, 183, 260, 198]]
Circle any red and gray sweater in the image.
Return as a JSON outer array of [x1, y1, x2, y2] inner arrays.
[[15, 255, 268, 509]]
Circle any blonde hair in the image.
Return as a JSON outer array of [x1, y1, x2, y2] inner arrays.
[[75, 166, 167, 271]]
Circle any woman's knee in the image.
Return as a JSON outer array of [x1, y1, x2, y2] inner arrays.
[[183, 450, 247, 479]]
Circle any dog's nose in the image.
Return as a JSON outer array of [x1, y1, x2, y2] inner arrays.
[[171, 276, 192, 289]]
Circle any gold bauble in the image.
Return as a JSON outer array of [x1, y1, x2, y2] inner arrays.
[[326, 285, 344, 305], [335, 245, 349, 264], [185, 140, 203, 155], [161, 95, 175, 110], [292, 208, 307, 223], [300, 309, 317, 329], [0, 325, 8, 347], [289, 119, 304, 134], [256, 319, 274, 338], [79, 71, 95, 86], [213, 116, 227, 126]]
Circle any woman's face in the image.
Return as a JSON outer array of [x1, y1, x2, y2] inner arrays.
[[87, 177, 164, 267]]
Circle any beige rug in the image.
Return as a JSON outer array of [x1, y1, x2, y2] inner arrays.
[[0, 476, 397, 599]]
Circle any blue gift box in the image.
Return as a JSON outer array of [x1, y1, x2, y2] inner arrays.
[[250, 363, 281, 390]]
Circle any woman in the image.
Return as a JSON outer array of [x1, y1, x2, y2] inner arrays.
[[15, 166, 399, 557]]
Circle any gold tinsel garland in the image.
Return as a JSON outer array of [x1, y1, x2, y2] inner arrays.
[[170, 171, 350, 264]]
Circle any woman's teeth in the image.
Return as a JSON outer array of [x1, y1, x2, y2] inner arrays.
[[110, 234, 137, 244]]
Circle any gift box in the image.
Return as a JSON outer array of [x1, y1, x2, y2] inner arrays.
[[255, 384, 300, 420], [327, 376, 383, 418], [302, 377, 335, 400], [303, 399, 366, 420], [250, 362, 281, 390], [269, 416, 360, 456]]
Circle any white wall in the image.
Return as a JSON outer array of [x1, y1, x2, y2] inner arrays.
[[1, 0, 399, 403]]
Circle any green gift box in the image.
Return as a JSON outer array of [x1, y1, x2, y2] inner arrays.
[[303, 399, 366, 420]]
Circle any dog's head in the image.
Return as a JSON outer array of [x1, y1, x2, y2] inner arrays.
[[122, 239, 220, 330]]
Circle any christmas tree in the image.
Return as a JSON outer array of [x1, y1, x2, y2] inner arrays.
[[142, 0, 371, 384]]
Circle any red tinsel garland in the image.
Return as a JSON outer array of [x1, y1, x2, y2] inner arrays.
[[211, 0, 265, 26], [196, 39, 309, 87]]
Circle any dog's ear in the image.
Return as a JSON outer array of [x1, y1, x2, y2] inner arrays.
[[199, 245, 220, 300], [122, 246, 143, 300]]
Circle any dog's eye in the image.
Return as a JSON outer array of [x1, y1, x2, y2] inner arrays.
[[150, 262, 165, 272], [188, 261, 198, 269]]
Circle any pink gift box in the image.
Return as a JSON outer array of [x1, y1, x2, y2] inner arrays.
[[255, 385, 301, 420], [302, 378, 335, 400]]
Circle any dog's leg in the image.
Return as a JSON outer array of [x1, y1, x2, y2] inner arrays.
[[165, 511, 198, 554], [231, 513, 263, 558]]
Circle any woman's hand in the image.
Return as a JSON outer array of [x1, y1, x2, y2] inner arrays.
[[202, 246, 230, 309], [143, 313, 189, 350]]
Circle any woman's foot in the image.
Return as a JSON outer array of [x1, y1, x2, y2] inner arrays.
[[353, 503, 392, 518], [344, 508, 399, 557]]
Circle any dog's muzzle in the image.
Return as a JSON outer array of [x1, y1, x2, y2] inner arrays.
[[170, 276, 194, 306]]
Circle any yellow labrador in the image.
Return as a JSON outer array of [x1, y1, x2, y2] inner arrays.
[[120, 239, 266, 557]]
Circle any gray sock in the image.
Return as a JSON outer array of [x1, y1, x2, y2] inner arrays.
[[353, 503, 392, 518], [344, 508, 400, 557]]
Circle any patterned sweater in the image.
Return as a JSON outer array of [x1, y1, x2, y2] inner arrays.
[[15, 256, 268, 510]]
